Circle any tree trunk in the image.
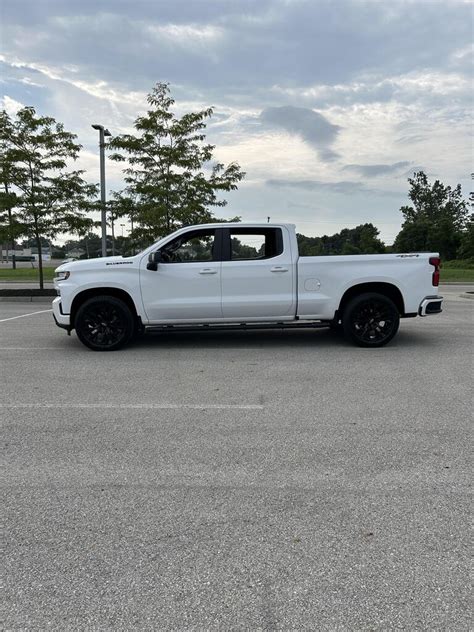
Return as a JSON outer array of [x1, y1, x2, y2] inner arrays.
[[111, 214, 116, 256], [37, 239, 44, 288], [34, 217, 43, 289], [5, 188, 16, 269]]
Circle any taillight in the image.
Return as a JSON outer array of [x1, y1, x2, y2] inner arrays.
[[429, 257, 441, 287]]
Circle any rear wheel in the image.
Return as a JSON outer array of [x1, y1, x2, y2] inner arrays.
[[75, 296, 135, 351], [342, 292, 399, 347]]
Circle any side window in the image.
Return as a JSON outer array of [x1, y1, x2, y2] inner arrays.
[[161, 229, 216, 263], [229, 229, 283, 260]]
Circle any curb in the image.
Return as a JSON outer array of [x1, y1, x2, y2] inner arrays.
[[460, 292, 474, 300], [0, 289, 56, 297], [0, 280, 55, 284], [0, 296, 53, 303]]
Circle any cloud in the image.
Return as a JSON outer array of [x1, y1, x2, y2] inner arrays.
[[0, 0, 471, 243], [0, 95, 24, 116], [0, 54, 146, 106], [343, 161, 412, 177], [270, 69, 472, 112], [260, 106, 341, 161], [395, 134, 425, 145], [267, 178, 367, 194], [0, 0, 471, 102], [147, 23, 225, 47], [266, 178, 400, 197]]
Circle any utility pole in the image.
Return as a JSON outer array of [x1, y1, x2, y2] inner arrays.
[[111, 208, 116, 256], [91, 124, 111, 257]]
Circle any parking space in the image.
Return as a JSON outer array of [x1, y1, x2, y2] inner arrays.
[[2, 287, 472, 629]]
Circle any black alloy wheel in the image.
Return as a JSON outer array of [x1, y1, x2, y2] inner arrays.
[[342, 292, 400, 347], [75, 296, 135, 351]]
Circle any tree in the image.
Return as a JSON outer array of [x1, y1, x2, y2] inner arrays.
[[0, 111, 23, 268], [458, 220, 474, 260], [297, 223, 386, 256], [393, 171, 470, 259], [460, 173, 474, 259], [64, 232, 114, 259], [1, 107, 97, 287], [108, 82, 245, 244]]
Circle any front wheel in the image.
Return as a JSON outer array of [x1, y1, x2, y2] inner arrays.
[[75, 296, 135, 351], [342, 292, 400, 347]]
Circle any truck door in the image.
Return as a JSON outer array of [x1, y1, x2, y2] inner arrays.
[[140, 228, 223, 322], [220, 227, 295, 319]]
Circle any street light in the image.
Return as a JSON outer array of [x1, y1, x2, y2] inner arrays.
[[92, 124, 111, 257]]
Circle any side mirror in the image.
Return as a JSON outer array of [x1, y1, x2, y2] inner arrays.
[[146, 251, 162, 271]]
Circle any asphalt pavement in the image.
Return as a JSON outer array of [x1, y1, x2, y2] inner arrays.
[[1, 286, 472, 630]]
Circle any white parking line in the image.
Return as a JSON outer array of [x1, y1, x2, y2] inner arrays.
[[0, 403, 264, 410], [0, 309, 53, 323]]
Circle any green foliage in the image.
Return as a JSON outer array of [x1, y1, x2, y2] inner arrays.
[[0, 267, 57, 282], [108, 82, 245, 243], [439, 267, 474, 282], [0, 111, 23, 263], [297, 223, 386, 256], [457, 221, 474, 260], [230, 237, 260, 259], [393, 171, 470, 259], [442, 259, 474, 269], [64, 232, 118, 258], [0, 107, 97, 286]]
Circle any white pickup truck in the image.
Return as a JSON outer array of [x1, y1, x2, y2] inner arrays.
[[53, 222, 443, 351]]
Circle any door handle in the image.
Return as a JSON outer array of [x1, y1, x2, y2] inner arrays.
[[199, 268, 218, 274], [271, 266, 289, 272]]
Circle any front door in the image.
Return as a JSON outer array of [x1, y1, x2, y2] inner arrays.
[[140, 228, 222, 322]]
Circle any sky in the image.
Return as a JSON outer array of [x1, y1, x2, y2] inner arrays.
[[1, 0, 472, 244]]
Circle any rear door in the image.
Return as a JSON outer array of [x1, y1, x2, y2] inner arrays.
[[220, 227, 295, 319]]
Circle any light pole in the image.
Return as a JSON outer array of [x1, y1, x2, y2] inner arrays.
[[92, 124, 111, 257]]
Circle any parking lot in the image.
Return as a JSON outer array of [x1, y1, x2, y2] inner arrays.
[[2, 286, 472, 630]]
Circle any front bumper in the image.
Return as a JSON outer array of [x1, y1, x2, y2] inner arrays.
[[52, 297, 71, 330], [418, 295, 443, 316]]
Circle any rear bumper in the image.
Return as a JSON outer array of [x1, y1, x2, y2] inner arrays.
[[52, 297, 71, 330], [418, 295, 443, 316]]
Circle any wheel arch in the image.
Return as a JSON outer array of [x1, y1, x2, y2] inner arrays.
[[70, 287, 140, 330], [337, 282, 405, 319]]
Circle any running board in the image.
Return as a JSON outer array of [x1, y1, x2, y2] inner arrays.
[[145, 321, 330, 334]]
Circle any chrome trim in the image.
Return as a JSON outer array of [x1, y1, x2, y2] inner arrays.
[[419, 296, 443, 316]]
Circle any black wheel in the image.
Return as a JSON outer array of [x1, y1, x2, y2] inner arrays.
[[342, 292, 400, 347], [75, 296, 135, 351]]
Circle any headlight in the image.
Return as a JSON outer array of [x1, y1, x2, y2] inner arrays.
[[55, 271, 70, 281]]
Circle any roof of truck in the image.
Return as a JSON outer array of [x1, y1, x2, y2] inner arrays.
[[177, 222, 297, 230]]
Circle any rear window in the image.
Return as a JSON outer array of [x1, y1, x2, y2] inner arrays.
[[229, 228, 283, 260]]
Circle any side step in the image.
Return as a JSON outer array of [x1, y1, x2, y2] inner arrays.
[[145, 321, 330, 334]]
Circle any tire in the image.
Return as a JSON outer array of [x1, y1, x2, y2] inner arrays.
[[75, 296, 135, 351], [342, 292, 400, 348]]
